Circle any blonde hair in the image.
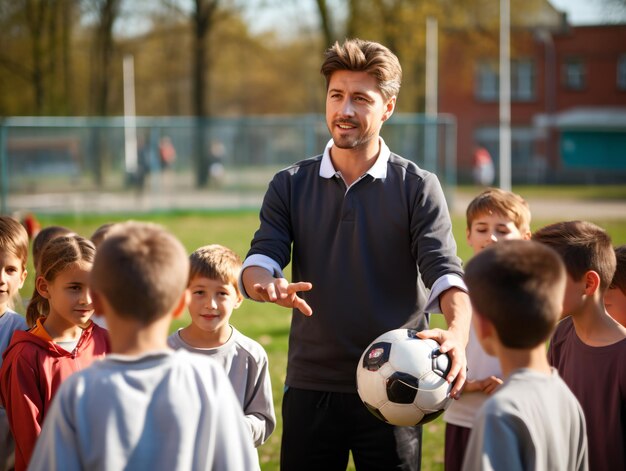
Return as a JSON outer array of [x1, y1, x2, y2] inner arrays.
[[466, 188, 531, 234], [26, 235, 95, 327], [0, 216, 29, 272], [189, 244, 242, 297], [32, 225, 74, 269], [90, 221, 189, 324]]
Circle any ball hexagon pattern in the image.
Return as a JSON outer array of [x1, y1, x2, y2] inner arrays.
[[356, 328, 453, 426]]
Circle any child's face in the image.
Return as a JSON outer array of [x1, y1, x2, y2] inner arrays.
[[605, 286, 626, 327], [0, 252, 27, 313], [41, 262, 94, 328], [467, 212, 529, 255], [187, 276, 242, 335]]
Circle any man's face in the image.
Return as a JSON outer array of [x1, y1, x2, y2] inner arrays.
[[325, 70, 395, 151]]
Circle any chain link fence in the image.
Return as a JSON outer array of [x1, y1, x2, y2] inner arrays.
[[0, 114, 457, 215]]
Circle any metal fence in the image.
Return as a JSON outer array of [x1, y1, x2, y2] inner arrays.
[[0, 114, 457, 215]]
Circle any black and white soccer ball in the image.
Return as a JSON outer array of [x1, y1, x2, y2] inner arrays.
[[356, 328, 453, 426]]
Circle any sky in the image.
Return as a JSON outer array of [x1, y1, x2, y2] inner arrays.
[[549, 0, 626, 24]]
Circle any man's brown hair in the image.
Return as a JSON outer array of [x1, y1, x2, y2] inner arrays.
[[320, 38, 402, 101], [465, 239, 566, 349], [91, 221, 189, 324], [532, 220, 616, 291], [189, 244, 242, 297], [466, 188, 531, 233]]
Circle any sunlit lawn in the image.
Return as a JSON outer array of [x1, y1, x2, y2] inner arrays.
[[22, 187, 626, 470]]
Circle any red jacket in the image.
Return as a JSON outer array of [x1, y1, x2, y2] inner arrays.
[[0, 321, 110, 471]]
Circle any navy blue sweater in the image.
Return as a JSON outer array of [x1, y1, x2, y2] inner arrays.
[[248, 152, 463, 393]]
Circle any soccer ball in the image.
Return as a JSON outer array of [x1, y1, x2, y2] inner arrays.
[[356, 328, 453, 426]]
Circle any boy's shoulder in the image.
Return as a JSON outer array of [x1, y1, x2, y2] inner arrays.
[[231, 326, 268, 361], [0, 310, 27, 328], [482, 368, 579, 416], [550, 316, 575, 347], [70, 349, 223, 385]]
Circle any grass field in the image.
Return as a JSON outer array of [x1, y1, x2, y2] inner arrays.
[[19, 187, 626, 470]]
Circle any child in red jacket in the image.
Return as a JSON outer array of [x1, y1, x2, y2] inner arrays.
[[0, 234, 110, 471]]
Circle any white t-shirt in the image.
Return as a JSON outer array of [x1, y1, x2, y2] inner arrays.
[[444, 322, 501, 428]]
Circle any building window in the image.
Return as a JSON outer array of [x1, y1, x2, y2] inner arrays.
[[476, 61, 499, 101], [563, 57, 586, 90], [618, 55, 626, 91], [511, 59, 535, 101], [476, 59, 535, 102]]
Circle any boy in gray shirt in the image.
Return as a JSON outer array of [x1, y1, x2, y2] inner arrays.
[[29, 222, 257, 471], [168, 244, 275, 448], [462, 240, 588, 471]]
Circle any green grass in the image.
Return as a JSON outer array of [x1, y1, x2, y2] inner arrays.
[[19, 195, 626, 471]]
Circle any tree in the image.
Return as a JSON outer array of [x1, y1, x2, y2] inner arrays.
[[0, 0, 78, 115]]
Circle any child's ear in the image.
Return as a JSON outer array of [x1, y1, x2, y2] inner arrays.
[[172, 290, 189, 320], [36, 276, 50, 299], [234, 293, 244, 310], [522, 230, 532, 241], [19, 269, 28, 289], [583, 270, 601, 296]]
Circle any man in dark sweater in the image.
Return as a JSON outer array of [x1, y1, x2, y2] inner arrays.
[[240, 38, 471, 471]]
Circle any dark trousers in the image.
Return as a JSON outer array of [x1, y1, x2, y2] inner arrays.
[[280, 387, 422, 471], [444, 423, 472, 471]]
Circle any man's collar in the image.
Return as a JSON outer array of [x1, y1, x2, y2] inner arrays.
[[320, 138, 390, 179]]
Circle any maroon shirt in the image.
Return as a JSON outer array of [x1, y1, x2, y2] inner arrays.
[[548, 317, 626, 471]]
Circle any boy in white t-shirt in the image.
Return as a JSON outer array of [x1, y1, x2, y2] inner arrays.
[[444, 188, 531, 471]]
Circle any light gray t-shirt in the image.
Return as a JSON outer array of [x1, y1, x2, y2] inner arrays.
[[168, 326, 276, 447], [29, 349, 259, 471], [462, 368, 588, 471]]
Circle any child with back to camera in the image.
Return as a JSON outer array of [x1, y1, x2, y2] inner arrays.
[[29, 222, 257, 470], [0, 234, 110, 471], [0, 217, 29, 471], [462, 240, 588, 471], [533, 221, 626, 471], [605, 245, 626, 327], [443, 188, 531, 471], [168, 244, 276, 449]]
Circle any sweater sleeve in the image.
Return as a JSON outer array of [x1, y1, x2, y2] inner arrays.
[[0, 349, 44, 470], [409, 172, 463, 290], [246, 171, 294, 269]]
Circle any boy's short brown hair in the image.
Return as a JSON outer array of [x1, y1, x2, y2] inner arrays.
[[466, 188, 531, 233], [91, 221, 189, 324], [610, 245, 626, 294], [0, 216, 29, 270], [189, 244, 242, 297], [465, 239, 566, 348], [320, 38, 402, 101], [532, 220, 616, 291]]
